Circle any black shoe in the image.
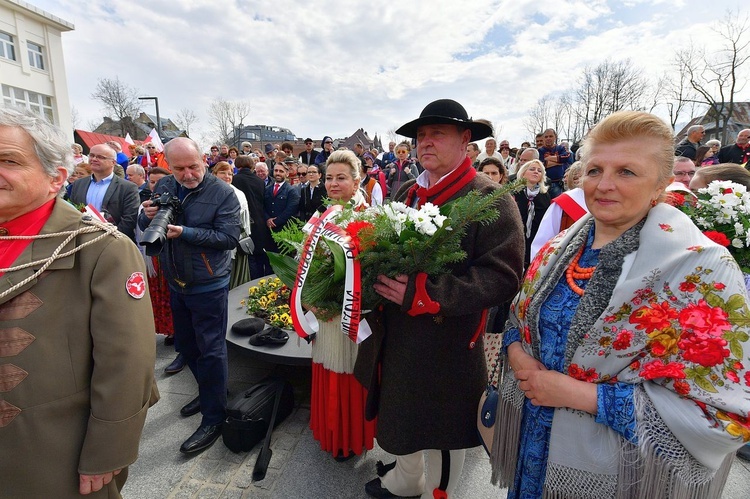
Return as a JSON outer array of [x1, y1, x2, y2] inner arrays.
[[333, 450, 355, 462], [738, 444, 750, 461], [364, 478, 417, 499], [164, 354, 186, 374], [179, 424, 222, 454], [180, 396, 201, 417], [163, 335, 175, 346]]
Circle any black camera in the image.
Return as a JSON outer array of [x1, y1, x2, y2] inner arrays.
[[140, 193, 182, 256]]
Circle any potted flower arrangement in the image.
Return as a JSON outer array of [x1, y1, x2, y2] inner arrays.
[[679, 180, 750, 274], [240, 277, 293, 329]]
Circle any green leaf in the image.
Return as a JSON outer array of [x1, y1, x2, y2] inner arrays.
[[323, 239, 346, 282], [693, 375, 718, 393], [726, 293, 747, 311], [398, 229, 422, 244], [703, 293, 724, 309], [267, 252, 298, 288], [730, 339, 744, 360]]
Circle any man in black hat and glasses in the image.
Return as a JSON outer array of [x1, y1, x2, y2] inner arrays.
[[355, 99, 525, 498]]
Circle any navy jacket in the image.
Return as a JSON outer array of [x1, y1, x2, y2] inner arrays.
[[138, 174, 240, 293], [264, 181, 300, 232]]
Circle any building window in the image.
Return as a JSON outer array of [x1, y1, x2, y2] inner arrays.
[[2, 84, 54, 122], [0, 32, 15, 61], [27, 41, 44, 70]]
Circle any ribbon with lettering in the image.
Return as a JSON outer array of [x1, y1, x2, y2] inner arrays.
[[289, 204, 371, 344]]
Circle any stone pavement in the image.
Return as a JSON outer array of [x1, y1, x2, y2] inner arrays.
[[123, 337, 750, 498]]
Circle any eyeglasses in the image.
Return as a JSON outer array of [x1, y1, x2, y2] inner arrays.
[[89, 153, 114, 161], [673, 170, 696, 177]]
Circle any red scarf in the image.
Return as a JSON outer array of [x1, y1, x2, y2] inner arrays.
[[404, 157, 476, 208], [0, 199, 56, 277]]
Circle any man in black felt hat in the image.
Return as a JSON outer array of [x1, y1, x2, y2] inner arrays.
[[355, 99, 525, 498]]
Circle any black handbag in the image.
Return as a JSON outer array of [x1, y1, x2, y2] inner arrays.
[[477, 347, 502, 456], [222, 377, 294, 455]]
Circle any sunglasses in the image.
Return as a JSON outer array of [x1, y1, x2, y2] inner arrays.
[[298, 172, 308, 177], [324, 141, 333, 144]]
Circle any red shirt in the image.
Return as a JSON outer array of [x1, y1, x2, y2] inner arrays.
[[0, 199, 56, 277]]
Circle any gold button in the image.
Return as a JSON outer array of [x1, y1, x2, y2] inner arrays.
[[0, 227, 8, 236]]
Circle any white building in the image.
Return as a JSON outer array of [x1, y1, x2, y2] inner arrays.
[[0, 0, 73, 136]]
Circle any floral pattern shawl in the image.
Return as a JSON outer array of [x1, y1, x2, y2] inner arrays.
[[491, 203, 750, 498]]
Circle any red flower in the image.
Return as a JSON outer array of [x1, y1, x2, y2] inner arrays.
[[569, 363, 598, 382], [344, 220, 376, 252], [673, 380, 690, 395], [703, 230, 730, 247], [666, 192, 686, 207], [649, 341, 668, 357], [727, 371, 740, 383], [629, 360, 641, 370], [745, 371, 750, 387], [678, 299, 731, 336], [659, 223, 673, 232], [679, 281, 697, 293], [725, 188, 734, 195], [630, 301, 679, 333], [640, 359, 686, 380], [678, 332, 729, 367], [612, 330, 633, 350], [523, 325, 531, 344], [734, 361, 744, 370], [714, 283, 726, 290]]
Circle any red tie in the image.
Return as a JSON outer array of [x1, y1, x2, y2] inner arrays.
[[273, 183, 280, 196]]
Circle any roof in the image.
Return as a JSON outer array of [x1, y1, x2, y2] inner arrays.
[[74, 130, 138, 158], [4, 0, 74, 31]]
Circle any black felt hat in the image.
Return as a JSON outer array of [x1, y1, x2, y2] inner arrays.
[[395, 99, 493, 141], [231, 318, 266, 336]]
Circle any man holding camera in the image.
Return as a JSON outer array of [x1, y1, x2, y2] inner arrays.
[[139, 137, 241, 455]]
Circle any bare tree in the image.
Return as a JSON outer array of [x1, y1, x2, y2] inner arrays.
[[91, 77, 140, 136], [524, 96, 552, 138], [675, 10, 750, 143], [70, 106, 80, 130], [386, 127, 401, 144], [207, 98, 251, 145], [575, 59, 649, 132], [174, 108, 198, 136]]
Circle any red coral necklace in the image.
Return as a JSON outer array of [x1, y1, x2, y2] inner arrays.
[[566, 244, 596, 296]]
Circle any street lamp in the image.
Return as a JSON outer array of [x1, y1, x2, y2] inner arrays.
[[138, 96, 161, 140]]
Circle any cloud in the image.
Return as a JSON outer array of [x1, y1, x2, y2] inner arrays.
[[34, 0, 749, 149]]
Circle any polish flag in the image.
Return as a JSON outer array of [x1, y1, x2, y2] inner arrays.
[[144, 128, 164, 152], [124, 133, 135, 145]]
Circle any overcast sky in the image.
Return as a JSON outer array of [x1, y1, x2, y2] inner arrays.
[[34, 0, 747, 149]]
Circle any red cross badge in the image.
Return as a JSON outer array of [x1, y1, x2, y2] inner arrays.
[[126, 272, 146, 299]]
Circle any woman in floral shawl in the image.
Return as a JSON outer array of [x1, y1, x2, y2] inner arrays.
[[491, 111, 750, 498]]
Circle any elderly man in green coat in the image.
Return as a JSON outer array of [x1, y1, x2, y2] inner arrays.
[[0, 107, 157, 497]]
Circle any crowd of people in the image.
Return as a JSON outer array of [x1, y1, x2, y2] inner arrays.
[[3, 100, 750, 498]]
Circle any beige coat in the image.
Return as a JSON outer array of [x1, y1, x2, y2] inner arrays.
[[0, 200, 157, 498]]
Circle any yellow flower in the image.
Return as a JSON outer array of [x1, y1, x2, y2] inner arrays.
[[240, 300, 246, 306], [249, 286, 259, 295], [268, 292, 278, 301], [258, 279, 267, 286], [259, 296, 269, 307]]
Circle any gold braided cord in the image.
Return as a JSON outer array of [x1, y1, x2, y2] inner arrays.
[[0, 219, 122, 299]]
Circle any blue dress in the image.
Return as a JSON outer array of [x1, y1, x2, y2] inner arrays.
[[503, 227, 637, 499]]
